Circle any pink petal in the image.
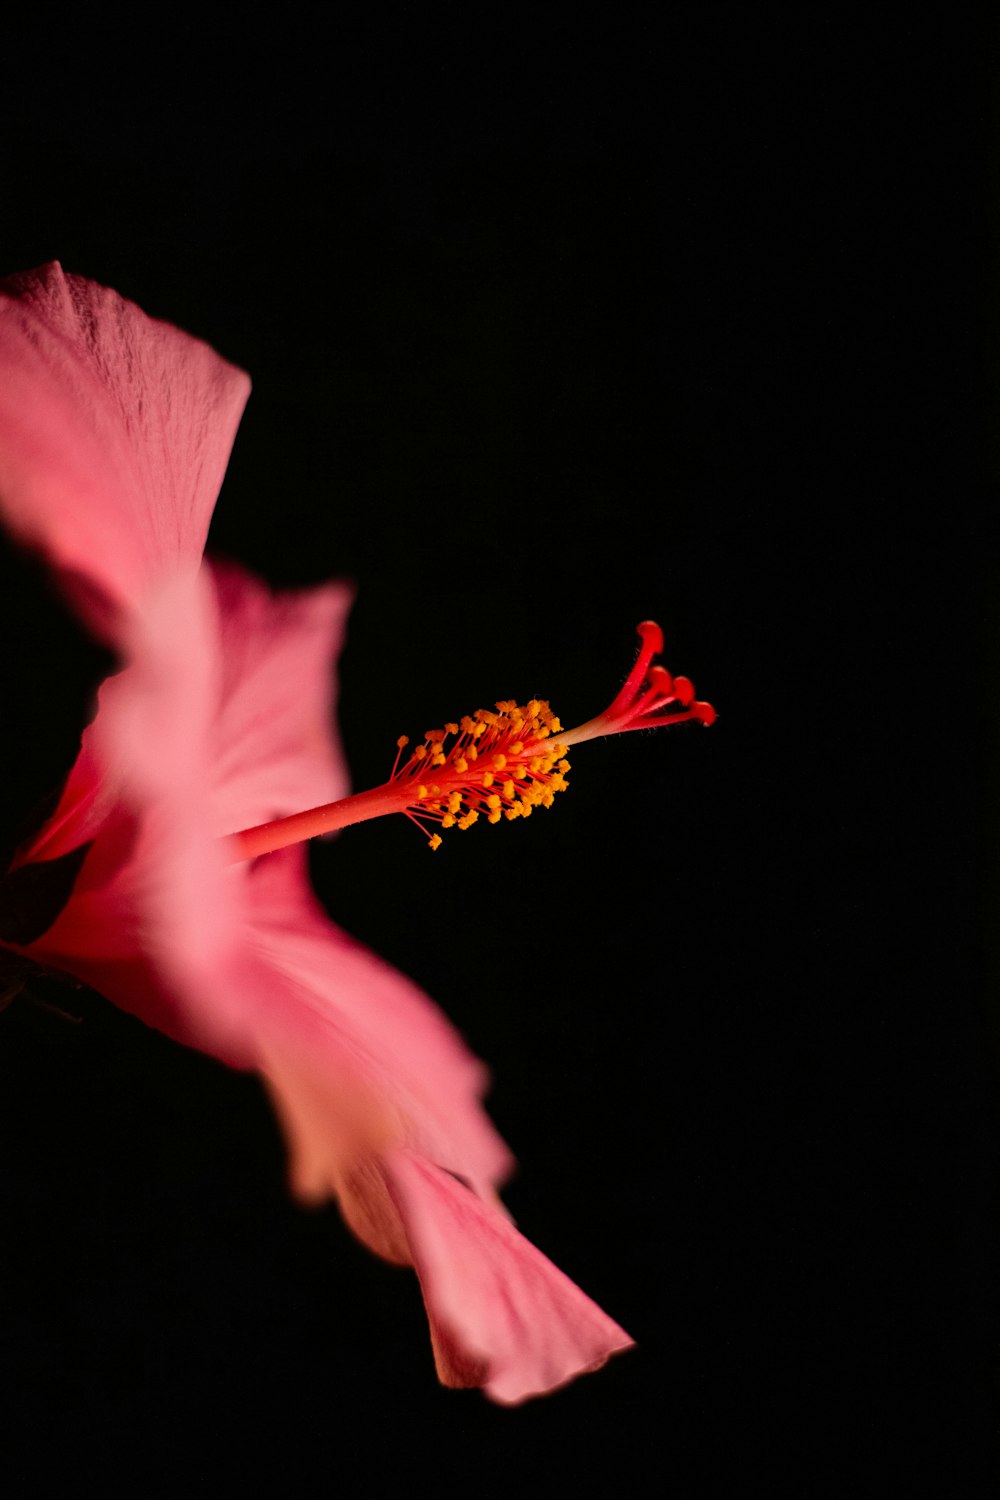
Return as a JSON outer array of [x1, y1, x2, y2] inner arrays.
[[71, 560, 506, 1172], [17, 571, 246, 1059], [17, 556, 350, 870], [148, 851, 628, 1405], [204, 560, 353, 836], [91, 839, 515, 1255], [71, 563, 357, 1061], [84, 570, 251, 1060], [12, 726, 107, 867], [97, 835, 514, 1213], [25, 556, 506, 1169], [0, 264, 249, 646], [386, 1149, 635, 1405], [244, 848, 515, 1203], [20, 856, 191, 1049]]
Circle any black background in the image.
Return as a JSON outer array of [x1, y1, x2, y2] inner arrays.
[[0, 8, 995, 1494]]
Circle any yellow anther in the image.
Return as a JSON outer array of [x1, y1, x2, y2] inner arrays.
[[397, 692, 571, 849]]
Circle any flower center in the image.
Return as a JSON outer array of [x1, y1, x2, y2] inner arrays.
[[389, 700, 572, 849], [226, 621, 714, 862]]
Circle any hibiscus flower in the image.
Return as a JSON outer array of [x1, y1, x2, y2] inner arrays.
[[0, 264, 712, 1403]]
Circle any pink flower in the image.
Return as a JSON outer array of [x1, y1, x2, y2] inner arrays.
[[0, 264, 712, 1404], [0, 262, 249, 650]]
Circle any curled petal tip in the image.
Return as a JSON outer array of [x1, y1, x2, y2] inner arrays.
[[694, 700, 717, 726]]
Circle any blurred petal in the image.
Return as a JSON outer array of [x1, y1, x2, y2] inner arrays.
[[171, 852, 630, 1399], [0, 263, 249, 645], [15, 553, 354, 1001], [386, 1149, 635, 1405], [13, 726, 107, 866], [246, 848, 515, 1205], [17, 571, 244, 1056], [205, 560, 353, 835], [18, 557, 350, 864]]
